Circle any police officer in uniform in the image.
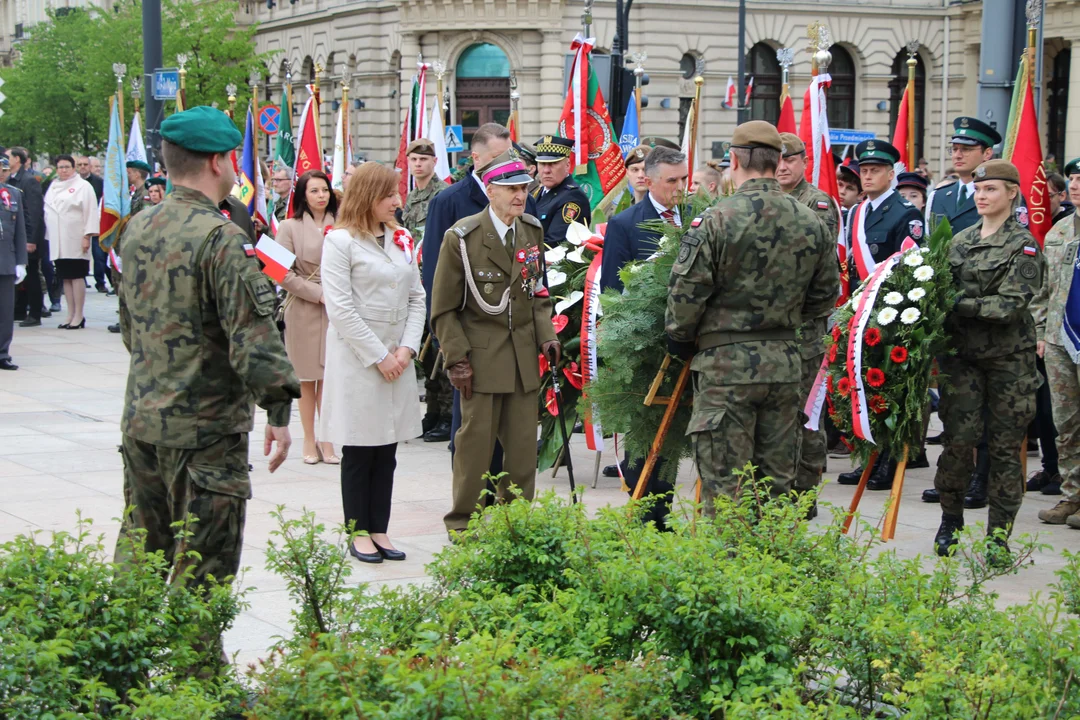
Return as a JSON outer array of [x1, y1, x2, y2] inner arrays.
[[0, 175, 27, 370], [114, 106, 300, 592], [532, 136, 591, 247], [430, 149, 560, 536], [928, 117, 1001, 234], [837, 139, 925, 489]]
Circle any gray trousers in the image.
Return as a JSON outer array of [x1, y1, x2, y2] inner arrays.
[[0, 274, 13, 362]]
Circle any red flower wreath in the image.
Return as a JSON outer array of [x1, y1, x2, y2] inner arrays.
[[866, 367, 886, 388], [869, 395, 888, 414], [865, 327, 882, 347], [538, 352, 550, 376], [826, 375, 834, 394], [832, 325, 842, 342], [837, 377, 851, 396], [828, 344, 838, 363], [890, 346, 909, 364]]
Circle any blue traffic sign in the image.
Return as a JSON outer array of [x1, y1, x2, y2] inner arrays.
[[445, 124, 464, 153], [258, 105, 280, 135], [153, 68, 179, 100], [831, 129, 876, 145]]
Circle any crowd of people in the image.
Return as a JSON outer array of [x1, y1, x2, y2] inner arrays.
[[1, 102, 1077, 597]]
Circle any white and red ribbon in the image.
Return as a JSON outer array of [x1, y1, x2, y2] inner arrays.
[[569, 34, 595, 168], [393, 228, 415, 264], [809, 73, 832, 188], [849, 199, 875, 282], [580, 235, 604, 452]]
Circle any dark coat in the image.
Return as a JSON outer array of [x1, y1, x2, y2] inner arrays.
[[422, 173, 538, 314], [7, 168, 44, 251], [85, 173, 104, 202], [532, 175, 591, 248], [846, 191, 924, 280], [928, 179, 978, 234], [599, 197, 663, 293]]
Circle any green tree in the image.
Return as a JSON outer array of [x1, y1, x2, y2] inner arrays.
[[0, 0, 267, 157]]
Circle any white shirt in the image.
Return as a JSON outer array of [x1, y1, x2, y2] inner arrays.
[[958, 179, 975, 201], [868, 188, 894, 212], [649, 192, 681, 227], [488, 207, 515, 245]]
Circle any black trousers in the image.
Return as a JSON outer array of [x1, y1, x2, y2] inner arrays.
[[341, 443, 398, 534], [16, 248, 43, 320], [1032, 355, 1059, 475]]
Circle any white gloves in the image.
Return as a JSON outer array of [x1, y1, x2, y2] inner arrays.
[[14, 264, 26, 284]]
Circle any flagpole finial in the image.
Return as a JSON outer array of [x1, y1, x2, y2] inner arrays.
[[776, 48, 794, 70], [694, 75, 704, 88], [1025, 0, 1042, 27], [807, 21, 824, 52], [176, 53, 188, 72], [112, 62, 126, 85], [432, 60, 446, 79], [130, 75, 141, 100], [282, 58, 294, 84]]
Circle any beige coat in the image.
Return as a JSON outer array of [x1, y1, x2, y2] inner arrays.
[[319, 225, 426, 447], [278, 214, 334, 381], [44, 175, 99, 262]]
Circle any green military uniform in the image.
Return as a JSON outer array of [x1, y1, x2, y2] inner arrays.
[[273, 195, 288, 227], [778, 133, 841, 493], [114, 106, 300, 587], [933, 160, 1045, 556], [666, 121, 839, 508], [402, 177, 448, 239], [430, 150, 558, 532]]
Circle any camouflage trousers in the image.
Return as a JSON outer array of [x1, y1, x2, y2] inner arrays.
[[689, 375, 802, 513], [114, 432, 251, 588], [1045, 342, 1080, 503], [796, 352, 827, 490], [421, 334, 454, 421], [934, 352, 1038, 530]]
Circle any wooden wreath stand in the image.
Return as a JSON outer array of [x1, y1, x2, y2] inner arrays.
[[631, 355, 701, 502], [841, 446, 909, 541]]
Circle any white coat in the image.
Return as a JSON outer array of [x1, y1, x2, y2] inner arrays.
[[44, 174, 99, 262], [319, 224, 426, 447]]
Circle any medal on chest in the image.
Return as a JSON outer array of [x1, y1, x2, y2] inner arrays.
[[518, 244, 547, 298], [0, 189, 10, 210]]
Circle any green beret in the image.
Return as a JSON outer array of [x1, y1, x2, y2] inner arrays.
[[730, 121, 782, 152], [778, 132, 805, 157], [126, 160, 152, 173], [1065, 158, 1080, 177], [160, 106, 242, 154], [145, 176, 167, 188], [973, 159, 1020, 185], [406, 139, 436, 157]]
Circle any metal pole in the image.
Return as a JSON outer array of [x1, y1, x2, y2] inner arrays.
[[907, 41, 918, 168], [141, 0, 163, 168], [736, 0, 747, 123]]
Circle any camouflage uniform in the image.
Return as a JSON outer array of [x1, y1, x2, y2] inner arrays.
[[786, 177, 841, 491], [666, 177, 839, 506], [935, 216, 1044, 532], [402, 177, 454, 429], [114, 185, 300, 587], [1032, 213, 1080, 511]]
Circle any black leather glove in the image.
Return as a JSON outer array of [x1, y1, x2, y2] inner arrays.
[[667, 336, 696, 361]]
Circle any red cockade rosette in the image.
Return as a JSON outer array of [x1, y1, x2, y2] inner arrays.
[[809, 220, 956, 467]]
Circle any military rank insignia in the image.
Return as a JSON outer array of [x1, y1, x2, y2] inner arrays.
[[562, 202, 581, 224], [678, 243, 692, 263]]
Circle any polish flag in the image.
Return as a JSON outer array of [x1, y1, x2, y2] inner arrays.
[[255, 234, 296, 284], [743, 76, 754, 106], [724, 76, 736, 109]]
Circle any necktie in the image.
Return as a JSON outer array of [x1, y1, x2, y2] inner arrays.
[[661, 208, 678, 227], [504, 226, 515, 259], [958, 184, 968, 206]]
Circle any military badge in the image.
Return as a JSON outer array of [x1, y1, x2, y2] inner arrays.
[[484, 282, 495, 294], [220, 208, 231, 219], [908, 219, 924, 240], [677, 243, 691, 263], [562, 202, 581, 223], [780, 143, 787, 155], [975, 166, 986, 178], [1015, 206, 1029, 227], [1019, 261, 1038, 280], [867, 140, 876, 151], [960, 117, 970, 128], [516, 248, 527, 263], [816, 200, 829, 210], [242, 243, 256, 257], [0, 189, 9, 209], [1023, 246, 1038, 256]]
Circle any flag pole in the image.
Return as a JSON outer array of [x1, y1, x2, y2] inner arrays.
[[113, 63, 126, 133], [1027, 0, 1038, 87], [226, 83, 237, 120], [250, 71, 261, 160], [906, 41, 918, 170], [176, 53, 188, 112], [130, 76, 140, 118], [778, 47, 792, 104], [687, 75, 703, 176], [342, 68, 351, 165]]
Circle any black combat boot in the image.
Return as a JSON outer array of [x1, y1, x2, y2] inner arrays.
[[922, 488, 941, 503], [963, 472, 988, 509], [934, 513, 965, 557], [837, 466, 864, 486], [907, 449, 930, 469], [423, 418, 451, 442], [866, 458, 897, 491]]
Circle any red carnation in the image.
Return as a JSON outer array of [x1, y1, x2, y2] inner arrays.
[[538, 353, 549, 376], [866, 367, 886, 388], [869, 395, 887, 414], [552, 314, 569, 334], [826, 375, 834, 394], [545, 387, 559, 416], [890, 346, 909, 364], [563, 361, 584, 390], [832, 325, 842, 342], [865, 327, 882, 347], [828, 344, 838, 364], [837, 377, 851, 396], [324, 225, 334, 237], [826, 394, 835, 413]]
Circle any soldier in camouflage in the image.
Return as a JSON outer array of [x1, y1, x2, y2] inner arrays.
[[114, 106, 300, 589], [1033, 158, 1080, 528], [126, 160, 151, 219], [776, 132, 841, 508], [933, 159, 1045, 560], [666, 121, 839, 510]]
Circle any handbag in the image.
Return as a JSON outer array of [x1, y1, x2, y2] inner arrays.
[[276, 266, 320, 325]]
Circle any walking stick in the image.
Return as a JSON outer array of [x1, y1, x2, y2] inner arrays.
[[548, 348, 578, 503]]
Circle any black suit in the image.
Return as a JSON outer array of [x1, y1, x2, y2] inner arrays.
[[532, 175, 591, 248], [599, 196, 663, 293], [9, 169, 45, 320], [846, 190, 924, 281]]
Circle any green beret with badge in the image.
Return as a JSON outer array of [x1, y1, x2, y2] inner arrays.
[[406, 138, 436, 157], [730, 120, 783, 152], [145, 176, 167, 188], [640, 136, 681, 151], [625, 144, 651, 168], [126, 160, 152, 173], [973, 159, 1020, 185], [951, 116, 1002, 149], [778, 132, 805, 157], [160, 106, 243, 153], [1064, 157, 1080, 177]]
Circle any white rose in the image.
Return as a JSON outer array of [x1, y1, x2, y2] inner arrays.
[[913, 265, 935, 281], [900, 307, 921, 325], [884, 291, 904, 306], [877, 307, 899, 326], [903, 251, 924, 267], [907, 287, 926, 301]]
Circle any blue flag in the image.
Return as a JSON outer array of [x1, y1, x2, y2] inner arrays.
[[618, 93, 639, 158], [1064, 241, 1080, 363], [239, 108, 258, 215]]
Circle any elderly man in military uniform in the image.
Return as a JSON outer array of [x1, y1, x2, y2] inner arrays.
[[666, 121, 838, 511], [836, 138, 925, 491], [0, 174, 27, 371], [114, 106, 300, 590], [532, 136, 592, 247], [430, 149, 560, 536], [776, 132, 841, 512]]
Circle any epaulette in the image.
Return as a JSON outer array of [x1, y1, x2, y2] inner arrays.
[[520, 213, 543, 228], [452, 214, 483, 237]]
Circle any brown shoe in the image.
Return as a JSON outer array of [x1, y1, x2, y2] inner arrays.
[[1067, 513, 1080, 529], [1037, 499, 1080, 525]]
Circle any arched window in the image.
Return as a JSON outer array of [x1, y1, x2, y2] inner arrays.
[[456, 43, 510, 79], [1047, 49, 1070, 169], [455, 43, 511, 150], [828, 45, 856, 131], [746, 42, 781, 123], [888, 50, 926, 164]]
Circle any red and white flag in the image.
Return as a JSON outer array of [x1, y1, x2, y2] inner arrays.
[[255, 234, 296, 284], [743, 76, 754, 106], [724, 76, 736, 109]]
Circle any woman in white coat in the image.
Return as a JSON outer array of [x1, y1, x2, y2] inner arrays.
[[320, 162, 425, 564], [44, 154, 99, 329]]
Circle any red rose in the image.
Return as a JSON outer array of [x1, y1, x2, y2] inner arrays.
[[837, 377, 851, 396], [552, 314, 569, 334], [866, 367, 886, 388], [869, 395, 887, 414], [865, 327, 882, 347], [890, 346, 909, 364], [538, 353, 549, 376], [563, 361, 584, 390], [545, 388, 559, 416], [828, 344, 838, 363], [832, 325, 842, 342]]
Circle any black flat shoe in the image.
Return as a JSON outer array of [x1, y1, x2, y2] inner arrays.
[[373, 542, 406, 561], [348, 543, 383, 564]]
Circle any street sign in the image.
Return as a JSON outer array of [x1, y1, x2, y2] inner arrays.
[[152, 68, 179, 100], [445, 124, 464, 152], [831, 129, 876, 145], [258, 105, 280, 135]]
